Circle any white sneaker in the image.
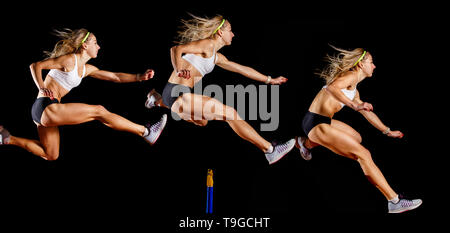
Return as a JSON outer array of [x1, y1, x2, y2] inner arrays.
[[145, 89, 162, 109], [143, 114, 167, 145], [295, 136, 312, 161], [265, 139, 295, 165], [388, 196, 423, 213], [0, 125, 11, 145]]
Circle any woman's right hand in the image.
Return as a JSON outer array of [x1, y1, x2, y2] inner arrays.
[[355, 102, 373, 111], [177, 69, 191, 79], [39, 87, 54, 99]]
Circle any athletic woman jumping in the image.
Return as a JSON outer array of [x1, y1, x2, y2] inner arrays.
[[0, 28, 167, 160], [145, 14, 295, 164], [295, 46, 422, 213]]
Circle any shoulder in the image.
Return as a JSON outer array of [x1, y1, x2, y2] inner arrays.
[[335, 71, 358, 83], [330, 71, 358, 88], [215, 52, 228, 64], [38, 53, 74, 70], [193, 38, 214, 47], [53, 53, 76, 68], [183, 39, 214, 51], [84, 64, 99, 76]]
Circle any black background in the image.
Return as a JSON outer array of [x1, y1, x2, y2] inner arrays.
[[0, 1, 446, 231]]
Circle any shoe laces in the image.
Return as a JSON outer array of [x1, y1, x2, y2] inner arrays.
[[149, 117, 164, 132], [275, 141, 290, 153], [398, 199, 414, 208]]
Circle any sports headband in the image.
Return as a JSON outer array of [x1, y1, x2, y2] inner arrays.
[[353, 50, 367, 67], [78, 32, 90, 48], [212, 19, 226, 35]]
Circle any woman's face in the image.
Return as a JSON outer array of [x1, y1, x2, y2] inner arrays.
[[220, 22, 234, 45], [84, 34, 101, 58], [361, 53, 376, 77]]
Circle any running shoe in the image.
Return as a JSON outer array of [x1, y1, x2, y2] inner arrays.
[[143, 114, 167, 145], [0, 125, 10, 145], [295, 136, 312, 161], [388, 195, 423, 213], [145, 89, 162, 109], [265, 139, 295, 165]]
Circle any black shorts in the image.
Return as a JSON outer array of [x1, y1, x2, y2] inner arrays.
[[302, 111, 331, 136], [162, 82, 193, 108], [31, 97, 59, 124]]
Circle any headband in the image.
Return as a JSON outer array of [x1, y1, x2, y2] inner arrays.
[[78, 32, 90, 48], [212, 19, 226, 35], [353, 50, 366, 67]]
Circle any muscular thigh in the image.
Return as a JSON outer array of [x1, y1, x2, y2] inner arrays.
[[330, 119, 362, 143], [308, 124, 363, 160], [41, 103, 102, 126], [172, 93, 238, 121]]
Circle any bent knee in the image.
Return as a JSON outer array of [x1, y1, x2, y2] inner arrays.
[[44, 152, 60, 161], [91, 105, 110, 118], [355, 148, 372, 163], [93, 104, 107, 113], [354, 133, 362, 144]]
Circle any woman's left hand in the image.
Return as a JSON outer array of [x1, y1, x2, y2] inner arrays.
[[270, 76, 288, 85], [387, 130, 404, 139], [138, 69, 155, 81]]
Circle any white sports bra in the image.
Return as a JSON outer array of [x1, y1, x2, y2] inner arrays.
[[48, 54, 86, 91], [323, 85, 357, 107], [182, 49, 217, 76]]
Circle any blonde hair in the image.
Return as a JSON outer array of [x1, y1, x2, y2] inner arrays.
[[44, 28, 90, 58], [175, 14, 225, 44], [318, 45, 368, 84]]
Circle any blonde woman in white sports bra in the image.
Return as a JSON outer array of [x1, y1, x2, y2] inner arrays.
[[145, 14, 296, 164], [0, 28, 167, 160], [295, 46, 422, 213]]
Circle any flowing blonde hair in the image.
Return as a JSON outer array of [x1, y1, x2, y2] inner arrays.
[[175, 13, 225, 44], [318, 45, 368, 84], [44, 28, 90, 58]]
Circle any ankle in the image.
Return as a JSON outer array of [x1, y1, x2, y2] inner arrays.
[[388, 194, 399, 204], [142, 127, 149, 137], [265, 145, 274, 154]]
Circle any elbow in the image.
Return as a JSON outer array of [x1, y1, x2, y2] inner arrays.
[[30, 62, 41, 74], [170, 45, 178, 54], [30, 61, 42, 71]]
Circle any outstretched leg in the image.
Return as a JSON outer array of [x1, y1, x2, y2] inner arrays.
[[42, 102, 167, 145], [171, 93, 295, 164], [41, 103, 146, 136], [2, 101, 167, 160], [172, 93, 271, 151]]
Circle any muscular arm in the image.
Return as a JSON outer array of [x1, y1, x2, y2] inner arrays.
[[85, 64, 154, 83], [354, 91, 389, 132], [355, 91, 403, 138], [215, 53, 287, 84]]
